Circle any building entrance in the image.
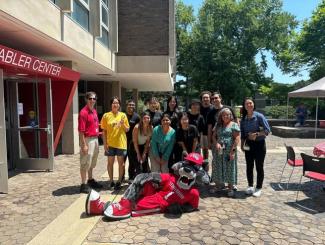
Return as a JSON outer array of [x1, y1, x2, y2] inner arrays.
[[5, 77, 54, 171]]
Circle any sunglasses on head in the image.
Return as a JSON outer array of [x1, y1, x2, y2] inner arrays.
[[88, 97, 96, 101]]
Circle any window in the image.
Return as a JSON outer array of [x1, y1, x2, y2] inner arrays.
[[70, 0, 89, 31], [97, 0, 109, 47]]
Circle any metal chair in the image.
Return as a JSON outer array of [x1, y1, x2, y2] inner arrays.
[[296, 153, 325, 201], [279, 144, 303, 189]]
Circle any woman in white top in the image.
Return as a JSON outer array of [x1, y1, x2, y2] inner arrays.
[[129, 111, 153, 180]]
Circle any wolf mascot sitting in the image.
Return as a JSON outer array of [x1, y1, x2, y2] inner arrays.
[[85, 152, 210, 219]]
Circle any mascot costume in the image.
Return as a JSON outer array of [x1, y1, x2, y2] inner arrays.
[[85, 152, 210, 219]]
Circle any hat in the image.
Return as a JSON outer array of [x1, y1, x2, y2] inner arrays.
[[184, 152, 203, 165], [190, 99, 201, 106]]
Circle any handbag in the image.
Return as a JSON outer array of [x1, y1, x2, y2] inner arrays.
[[243, 139, 250, 151]]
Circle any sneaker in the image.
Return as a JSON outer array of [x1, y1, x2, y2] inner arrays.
[[245, 186, 254, 195], [80, 183, 91, 194], [104, 198, 131, 219], [87, 179, 103, 189], [233, 185, 238, 191], [253, 188, 262, 197], [227, 190, 235, 197], [114, 181, 122, 191], [108, 181, 115, 190], [85, 189, 105, 215]]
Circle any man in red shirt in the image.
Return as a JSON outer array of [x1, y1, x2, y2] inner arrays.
[[78, 92, 102, 193]]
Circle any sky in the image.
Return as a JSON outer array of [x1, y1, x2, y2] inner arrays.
[[180, 0, 322, 84]]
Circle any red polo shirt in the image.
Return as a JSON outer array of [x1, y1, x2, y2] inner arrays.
[[78, 105, 99, 137]]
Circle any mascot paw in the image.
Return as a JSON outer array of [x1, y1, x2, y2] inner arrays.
[[166, 203, 183, 215], [104, 198, 131, 220], [85, 189, 105, 216]]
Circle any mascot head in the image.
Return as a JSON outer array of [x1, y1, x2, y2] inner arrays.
[[172, 153, 210, 190]]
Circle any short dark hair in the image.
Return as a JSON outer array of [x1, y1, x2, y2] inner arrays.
[[110, 96, 121, 105], [126, 99, 135, 105], [200, 91, 211, 100], [160, 113, 172, 122], [211, 92, 222, 99], [190, 99, 201, 107]]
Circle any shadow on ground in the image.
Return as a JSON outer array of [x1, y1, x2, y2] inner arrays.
[[8, 169, 51, 178], [270, 181, 325, 214], [199, 186, 249, 200]]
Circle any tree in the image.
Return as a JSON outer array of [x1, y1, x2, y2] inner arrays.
[[176, 1, 195, 78], [259, 83, 294, 103], [280, 1, 325, 81], [176, 0, 297, 104]]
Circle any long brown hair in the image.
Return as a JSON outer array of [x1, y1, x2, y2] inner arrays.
[[139, 111, 153, 135]]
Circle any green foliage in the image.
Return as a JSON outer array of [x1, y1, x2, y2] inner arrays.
[[176, 0, 298, 104], [265, 105, 295, 119], [137, 99, 145, 114], [258, 83, 294, 102], [280, 0, 325, 80]]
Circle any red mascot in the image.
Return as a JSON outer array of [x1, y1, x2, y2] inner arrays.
[[85, 153, 210, 219]]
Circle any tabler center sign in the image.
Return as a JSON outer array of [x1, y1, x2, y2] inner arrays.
[[0, 45, 61, 77]]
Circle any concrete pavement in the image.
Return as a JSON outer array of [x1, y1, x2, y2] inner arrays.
[[1, 135, 325, 244]]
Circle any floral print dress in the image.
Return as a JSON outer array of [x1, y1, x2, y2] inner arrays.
[[211, 122, 240, 185]]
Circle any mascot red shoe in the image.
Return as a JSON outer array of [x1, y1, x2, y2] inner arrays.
[[85, 153, 209, 219]]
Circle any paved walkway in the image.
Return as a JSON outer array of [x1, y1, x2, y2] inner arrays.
[[1, 135, 325, 244]]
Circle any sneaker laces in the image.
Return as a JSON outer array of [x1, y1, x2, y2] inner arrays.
[[112, 202, 122, 210]]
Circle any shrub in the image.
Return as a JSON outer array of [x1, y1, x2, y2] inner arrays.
[[264, 105, 295, 119]]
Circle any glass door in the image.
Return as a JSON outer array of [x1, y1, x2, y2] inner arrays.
[[7, 78, 54, 171], [0, 69, 8, 193]]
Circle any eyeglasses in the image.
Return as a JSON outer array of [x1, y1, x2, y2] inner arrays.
[[88, 97, 96, 101]]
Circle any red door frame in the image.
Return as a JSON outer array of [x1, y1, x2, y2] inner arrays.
[[0, 44, 80, 152]]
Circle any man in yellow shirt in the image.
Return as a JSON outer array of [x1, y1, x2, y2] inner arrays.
[[101, 97, 130, 190]]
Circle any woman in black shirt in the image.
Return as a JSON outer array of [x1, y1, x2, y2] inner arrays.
[[164, 95, 180, 130], [175, 112, 199, 162]]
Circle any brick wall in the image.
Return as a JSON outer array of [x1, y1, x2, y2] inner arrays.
[[117, 0, 169, 56]]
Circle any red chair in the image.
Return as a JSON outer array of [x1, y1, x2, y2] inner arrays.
[[279, 144, 303, 189], [296, 153, 325, 201]]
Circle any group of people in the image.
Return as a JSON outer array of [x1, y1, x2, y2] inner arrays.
[[78, 91, 271, 198]]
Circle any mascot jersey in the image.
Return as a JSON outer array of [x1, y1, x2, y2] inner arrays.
[[135, 173, 199, 213]]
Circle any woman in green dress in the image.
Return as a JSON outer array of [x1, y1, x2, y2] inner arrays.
[[211, 108, 240, 197]]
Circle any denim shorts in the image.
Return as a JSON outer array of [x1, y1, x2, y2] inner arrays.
[[105, 147, 127, 157]]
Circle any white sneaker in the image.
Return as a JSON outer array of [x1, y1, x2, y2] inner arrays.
[[253, 188, 262, 197], [245, 186, 254, 195]]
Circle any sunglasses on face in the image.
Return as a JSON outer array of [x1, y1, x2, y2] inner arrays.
[[88, 97, 97, 101]]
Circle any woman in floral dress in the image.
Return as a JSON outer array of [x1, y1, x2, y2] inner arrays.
[[211, 108, 240, 197]]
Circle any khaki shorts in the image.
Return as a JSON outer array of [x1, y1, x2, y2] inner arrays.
[[200, 135, 209, 149], [80, 137, 99, 171]]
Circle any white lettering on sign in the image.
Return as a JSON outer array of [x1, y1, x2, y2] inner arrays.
[[0, 47, 62, 77]]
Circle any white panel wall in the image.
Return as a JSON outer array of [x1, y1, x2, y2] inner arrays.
[[0, 69, 8, 193]]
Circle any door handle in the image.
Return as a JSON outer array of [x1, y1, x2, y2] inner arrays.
[[45, 124, 51, 134]]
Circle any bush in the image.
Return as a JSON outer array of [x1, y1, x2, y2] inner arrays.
[[264, 105, 295, 119]]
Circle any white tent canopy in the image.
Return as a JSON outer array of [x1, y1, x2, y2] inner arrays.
[[287, 76, 325, 138], [288, 77, 325, 98]]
